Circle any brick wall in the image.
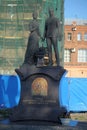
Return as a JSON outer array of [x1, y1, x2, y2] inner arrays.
[[64, 21, 87, 77]]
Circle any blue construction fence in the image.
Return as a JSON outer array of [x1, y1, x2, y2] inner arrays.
[[59, 72, 87, 112], [0, 75, 20, 108], [0, 73, 87, 112]]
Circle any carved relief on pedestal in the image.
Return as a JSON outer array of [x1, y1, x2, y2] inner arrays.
[[32, 77, 48, 96]]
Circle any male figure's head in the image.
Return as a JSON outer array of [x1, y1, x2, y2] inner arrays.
[[49, 8, 54, 17], [32, 11, 38, 19]]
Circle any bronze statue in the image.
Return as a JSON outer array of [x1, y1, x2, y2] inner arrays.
[[43, 8, 62, 66], [11, 10, 66, 124], [24, 11, 41, 65]]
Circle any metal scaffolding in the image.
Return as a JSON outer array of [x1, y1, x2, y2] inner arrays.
[[0, 0, 64, 74]]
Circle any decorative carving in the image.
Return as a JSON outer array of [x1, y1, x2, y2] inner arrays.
[[32, 77, 48, 96]]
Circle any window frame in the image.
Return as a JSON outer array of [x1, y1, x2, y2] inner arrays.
[[64, 49, 71, 62], [84, 32, 87, 41], [77, 32, 82, 41], [67, 32, 72, 41], [78, 49, 87, 62]]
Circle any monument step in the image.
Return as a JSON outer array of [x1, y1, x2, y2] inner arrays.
[[0, 119, 87, 130]]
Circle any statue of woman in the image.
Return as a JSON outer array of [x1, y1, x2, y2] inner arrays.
[[24, 11, 41, 65]]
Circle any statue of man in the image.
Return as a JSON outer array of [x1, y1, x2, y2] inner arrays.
[[43, 8, 62, 66], [24, 11, 41, 65]]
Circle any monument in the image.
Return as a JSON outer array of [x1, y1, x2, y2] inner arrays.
[[9, 10, 67, 124]]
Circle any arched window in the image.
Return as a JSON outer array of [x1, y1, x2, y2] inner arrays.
[[77, 33, 82, 41], [84, 32, 87, 41]]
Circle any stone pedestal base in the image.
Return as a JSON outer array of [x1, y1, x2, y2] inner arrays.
[[10, 64, 66, 123]]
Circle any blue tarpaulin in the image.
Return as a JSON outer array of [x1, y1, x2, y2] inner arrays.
[[0, 74, 87, 112], [59, 73, 87, 112], [0, 75, 20, 108]]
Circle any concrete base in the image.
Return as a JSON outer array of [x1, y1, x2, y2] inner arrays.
[[0, 119, 87, 130]]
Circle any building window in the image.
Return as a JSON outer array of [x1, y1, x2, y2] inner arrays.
[[67, 33, 72, 41], [64, 49, 71, 62], [77, 33, 82, 41], [78, 49, 87, 62], [84, 33, 87, 41]]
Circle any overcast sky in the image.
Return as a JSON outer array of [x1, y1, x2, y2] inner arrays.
[[64, 0, 87, 19]]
